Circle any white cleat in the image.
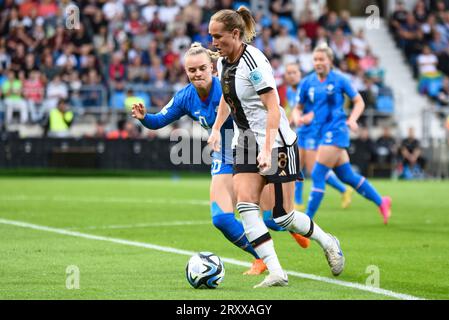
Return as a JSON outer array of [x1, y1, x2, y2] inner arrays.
[[324, 234, 345, 276], [253, 272, 288, 288]]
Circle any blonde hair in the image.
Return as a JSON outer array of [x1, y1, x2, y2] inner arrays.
[[313, 42, 334, 62], [184, 42, 220, 61], [210, 6, 257, 43]]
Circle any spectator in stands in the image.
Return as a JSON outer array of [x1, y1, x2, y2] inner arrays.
[[127, 55, 149, 84], [339, 10, 353, 35], [400, 127, 426, 179], [273, 26, 295, 56], [3, 69, 28, 125], [45, 73, 68, 110], [270, 0, 294, 20], [375, 126, 398, 167], [349, 126, 375, 177], [42, 98, 73, 138], [390, 0, 409, 36], [124, 89, 145, 113], [106, 119, 138, 139], [398, 13, 423, 68], [23, 69, 44, 122], [417, 45, 443, 98], [365, 56, 385, 87]]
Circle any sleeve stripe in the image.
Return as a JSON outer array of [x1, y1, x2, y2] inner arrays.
[[243, 50, 258, 69], [241, 54, 255, 71], [256, 87, 273, 95]]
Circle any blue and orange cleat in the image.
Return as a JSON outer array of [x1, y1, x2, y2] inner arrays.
[[290, 232, 310, 248], [243, 259, 267, 275], [379, 196, 392, 225]]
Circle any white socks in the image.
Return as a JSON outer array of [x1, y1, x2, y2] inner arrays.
[[237, 202, 284, 276], [274, 210, 333, 250]]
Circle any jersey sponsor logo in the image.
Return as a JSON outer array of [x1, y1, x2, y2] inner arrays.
[[249, 70, 263, 86]]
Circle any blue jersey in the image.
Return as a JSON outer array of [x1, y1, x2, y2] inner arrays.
[[299, 69, 358, 147], [140, 76, 234, 172]]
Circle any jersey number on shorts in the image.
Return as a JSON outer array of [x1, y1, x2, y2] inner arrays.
[[211, 159, 222, 174]]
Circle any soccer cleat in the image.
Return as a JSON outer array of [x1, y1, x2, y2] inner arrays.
[[324, 234, 345, 276], [295, 204, 306, 212], [253, 272, 288, 288], [243, 259, 267, 275], [341, 187, 353, 209], [379, 196, 392, 225], [289, 232, 310, 248]]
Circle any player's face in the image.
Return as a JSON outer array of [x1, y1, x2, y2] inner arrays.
[[184, 53, 213, 90], [285, 65, 301, 86], [313, 51, 331, 76], [209, 21, 239, 58]]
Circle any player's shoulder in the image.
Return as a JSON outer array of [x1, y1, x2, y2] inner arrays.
[[302, 71, 317, 86], [242, 44, 270, 70], [173, 83, 196, 105]]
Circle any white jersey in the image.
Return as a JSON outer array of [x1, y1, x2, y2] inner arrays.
[[217, 44, 297, 150]]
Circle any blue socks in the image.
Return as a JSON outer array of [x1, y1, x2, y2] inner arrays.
[[294, 180, 304, 206], [306, 162, 329, 219], [334, 163, 382, 206], [296, 170, 346, 207], [211, 202, 259, 259], [326, 170, 347, 193], [263, 210, 285, 231]]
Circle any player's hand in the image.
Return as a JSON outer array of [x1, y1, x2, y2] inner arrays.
[[208, 128, 221, 152], [131, 103, 146, 120], [301, 111, 314, 125], [257, 149, 272, 174], [347, 118, 359, 132]]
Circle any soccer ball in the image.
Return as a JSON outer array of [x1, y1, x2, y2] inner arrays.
[[185, 252, 225, 289]]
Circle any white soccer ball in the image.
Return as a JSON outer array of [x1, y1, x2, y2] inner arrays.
[[185, 252, 225, 289]]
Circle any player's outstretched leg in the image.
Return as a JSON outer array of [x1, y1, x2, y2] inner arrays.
[[334, 163, 392, 224], [211, 202, 267, 275], [236, 202, 288, 287], [326, 170, 353, 209]]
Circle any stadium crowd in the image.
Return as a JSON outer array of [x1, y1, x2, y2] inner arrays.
[[0, 0, 395, 130], [0, 0, 446, 178], [389, 0, 449, 113]]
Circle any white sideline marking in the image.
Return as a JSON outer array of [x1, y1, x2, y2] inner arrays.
[[69, 220, 211, 230], [0, 196, 209, 206], [0, 218, 424, 300]]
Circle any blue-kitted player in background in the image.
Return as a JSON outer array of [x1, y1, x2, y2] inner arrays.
[[132, 43, 308, 275], [283, 62, 353, 215], [297, 44, 392, 224]]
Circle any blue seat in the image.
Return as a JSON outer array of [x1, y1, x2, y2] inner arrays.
[[233, 1, 250, 10], [110, 91, 126, 109], [278, 16, 296, 35], [376, 95, 394, 114]]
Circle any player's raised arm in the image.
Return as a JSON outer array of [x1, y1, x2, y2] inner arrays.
[[133, 97, 185, 130]]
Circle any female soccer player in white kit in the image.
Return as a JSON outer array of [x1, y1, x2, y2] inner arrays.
[[207, 6, 345, 288]]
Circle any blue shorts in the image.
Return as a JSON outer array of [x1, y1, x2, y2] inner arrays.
[[297, 134, 318, 150], [318, 126, 350, 148], [297, 127, 319, 150], [211, 158, 233, 176]]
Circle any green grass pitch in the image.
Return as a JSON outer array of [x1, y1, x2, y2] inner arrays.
[[0, 175, 448, 300]]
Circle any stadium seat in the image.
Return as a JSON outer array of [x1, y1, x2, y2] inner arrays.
[[278, 16, 296, 35], [110, 91, 126, 110]]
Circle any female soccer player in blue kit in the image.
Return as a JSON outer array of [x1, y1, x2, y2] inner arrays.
[[284, 63, 353, 213], [131, 43, 306, 275], [298, 43, 392, 224]]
